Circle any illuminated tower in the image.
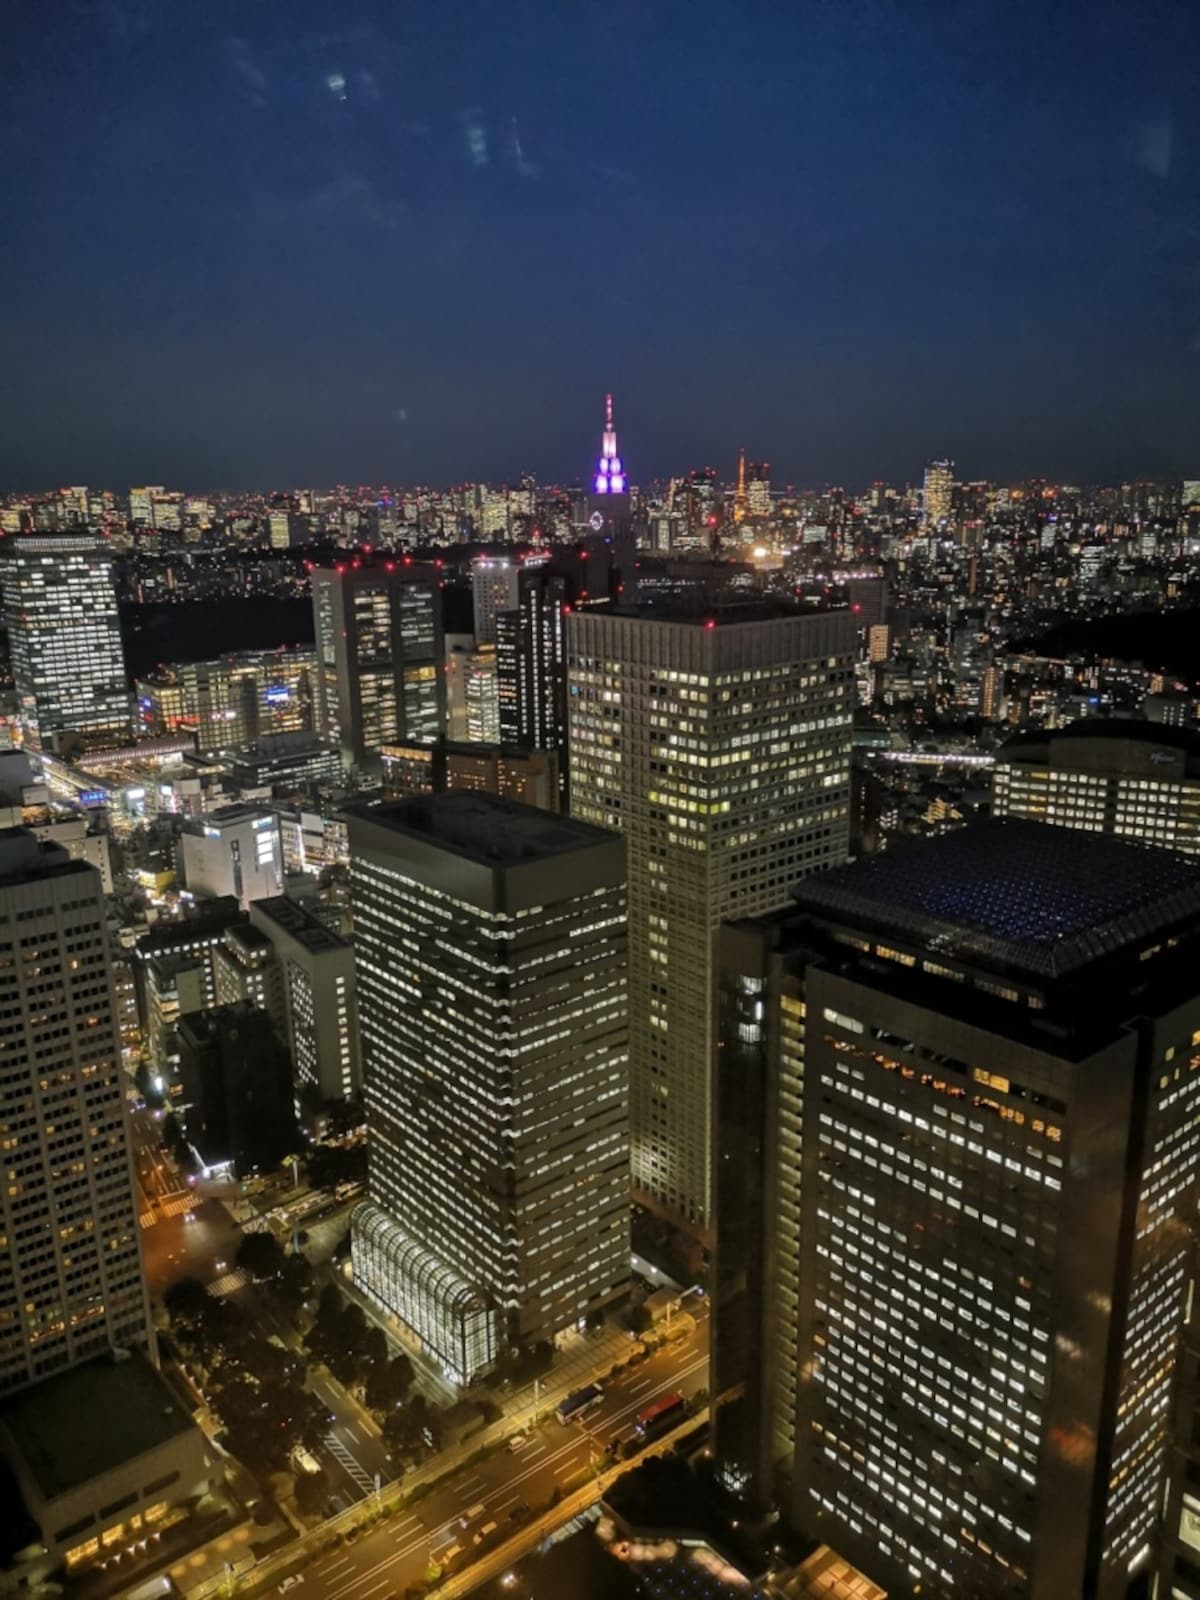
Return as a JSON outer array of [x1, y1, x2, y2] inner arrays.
[[733, 449, 748, 527], [592, 392, 626, 497], [587, 394, 634, 557]]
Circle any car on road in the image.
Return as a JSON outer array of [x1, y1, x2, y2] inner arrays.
[[279, 1577, 304, 1592], [473, 1520, 498, 1545], [459, 1502, 486, 1528], [505, 1432, 530, 1452], [508, 1502, 531, 1524]]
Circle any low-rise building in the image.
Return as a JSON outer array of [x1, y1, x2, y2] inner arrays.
[[0, 1349, 214, 1576]]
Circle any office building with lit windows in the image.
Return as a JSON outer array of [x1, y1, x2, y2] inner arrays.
[[135, 647, 316, 755], [347, 793, 629, 1384], [568, 605, 854, 1230], [471, 556, 519, 647], [1, 532, 130, 752], [311, 562, 444, 772], [496, 565, 571, 798], [922, 459, 954, 527], [249, 895, 361, 1104], [0, 832, 154, 1395], [993, 719, 1200, 856], [712, 821, 1200, 1600]]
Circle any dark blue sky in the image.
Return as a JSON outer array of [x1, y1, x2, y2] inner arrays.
[[1, 0, 1198, 491]]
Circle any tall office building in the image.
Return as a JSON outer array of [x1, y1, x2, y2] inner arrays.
[[993, 720, 1200, 855], [1, 532, 130, 752], [445, 643, 499, 744], [747, 461, 771, 520], [348, 793, 629, 1384], [495, 566, 570, 793], [311, 562, 444, 772], [0, 832, 153, 1395], [713, 822, 1200, 1600], [569, 605, 854, 1229], [923, 459, 955, 527], [471, 557, 519, 647], [249, 896, 361, 1104]]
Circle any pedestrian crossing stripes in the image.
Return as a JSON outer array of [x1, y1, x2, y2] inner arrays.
[[206, 1269, 249, 1299], [323, 1433, 373, 1495], [139, 1194, 196, 1227]]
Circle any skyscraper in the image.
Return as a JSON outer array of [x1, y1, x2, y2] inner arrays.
[[495, 566, 571, 795], [923, 458, 955, 527], [249, 895, 361, 1105], [992, 720, 1200, 855], [0, 831, 153, 1394], [587, 393, 634, 552], [713, 822, 1200, 1600], [568, 605, 854, 1229], [471, 556, 519, 647], [311, 562, 444, 772], [1, 532, 130, 753], [348, 793, 629, 1384]]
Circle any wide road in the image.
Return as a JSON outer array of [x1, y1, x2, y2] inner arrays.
[[257, 1313, 709, 1600]]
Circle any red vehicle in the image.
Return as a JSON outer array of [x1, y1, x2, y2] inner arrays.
[[634, 1391, 686, 1437]]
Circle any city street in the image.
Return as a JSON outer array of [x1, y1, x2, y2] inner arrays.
[[255, 1315, 710, 1600]]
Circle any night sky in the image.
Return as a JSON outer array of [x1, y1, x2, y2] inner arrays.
[[1, 0, 1198, 491]]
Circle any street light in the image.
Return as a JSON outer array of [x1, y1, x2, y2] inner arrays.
[[664, 1284, 704, 1334]]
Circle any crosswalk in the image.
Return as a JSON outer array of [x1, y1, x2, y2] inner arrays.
[[323, 1432, 374, 1496], [139, 1193, 195, 1227], [206, 1269, 249, 1299]]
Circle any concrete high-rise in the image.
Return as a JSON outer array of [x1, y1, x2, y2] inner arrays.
[[1, 532, 130, 753], [568, 605, 854, 1229], [249, 896, 361, 1104], [713, 821, 1200, 1600], [0, 832, 153, 1395], [311, 562, 443, 772], [348, 793, 629, 1384], [993, 719, 1200, 855], [471, 557, 519, 647]]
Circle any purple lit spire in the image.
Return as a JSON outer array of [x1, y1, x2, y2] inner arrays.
[[593, 392, 626, 495]]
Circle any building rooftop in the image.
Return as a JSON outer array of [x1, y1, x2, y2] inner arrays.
[[0, 1350, 194, 1501], [0, 830, 91, 889], [998, 717, 1200, 760], [251, 894, 348, 953], [347, 792, 615, 865], [135, 897, 244, 957], [796, 819, 1200, 980]]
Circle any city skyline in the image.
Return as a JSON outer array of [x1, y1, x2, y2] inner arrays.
[[3, 1, 1198, 490]]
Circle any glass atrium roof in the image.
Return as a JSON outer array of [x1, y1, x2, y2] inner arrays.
[[796, 820, 1200, 980]]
